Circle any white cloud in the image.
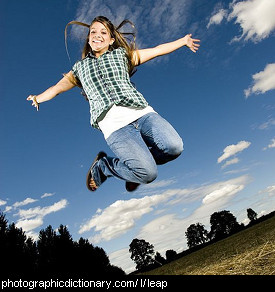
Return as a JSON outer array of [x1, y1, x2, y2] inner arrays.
[[71, 0, 190, 47], [265, 185, 275, 195], [137, 214, 187, 255], [267, 138, 275, 149], [13, 197, 38, 208], [208, 0, 275, 43], [4, 206, 12, 213], [258, 184, 275, 196], [3, 197, 38, 214], [257, 118, 275, 130], [218, 141, 251, 164], [228, 0, 275, 43], [0, 199, 7, 206], [41, 192, 54, 199], [135, 176, 249, 256], [16, 217, 44, 232], [207, 9, 227, 28], [16, 199, 68, 220], [109, 248, 134, 274], [79, 194, 172, 242], [263, 137, 275, 150], [104, 175, 251, 273], [81, 175, 250, 247], [202, 184, 244, 205], [14, 199, 68, 239], [221, 157, 240, 169], [245, 63, 275, 98]]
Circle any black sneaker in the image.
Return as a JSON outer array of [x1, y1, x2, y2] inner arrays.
[[86, 151, 107, 191], [125, 182, 140, 192]]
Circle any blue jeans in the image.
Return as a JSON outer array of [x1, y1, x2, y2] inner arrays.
[[92, 112, 183, 186]]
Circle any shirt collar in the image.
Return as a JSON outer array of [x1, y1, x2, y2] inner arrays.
[[86, 50, 111, 59]]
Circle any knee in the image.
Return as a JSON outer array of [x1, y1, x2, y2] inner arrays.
[[137, 163, 158, 184], [145, 166, 158, 184], [159, 138, 183, 165], [167, 138, 184, 158]]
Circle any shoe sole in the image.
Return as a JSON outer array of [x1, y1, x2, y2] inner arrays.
[[86, 151, 107, 191]]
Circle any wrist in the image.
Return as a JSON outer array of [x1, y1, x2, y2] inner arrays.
[[181, 36, 188, 47], [34, 95, 42, 105], [33, 95, 40, 111]]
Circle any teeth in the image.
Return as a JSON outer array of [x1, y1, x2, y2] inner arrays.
[[93, 40, 101, 43]]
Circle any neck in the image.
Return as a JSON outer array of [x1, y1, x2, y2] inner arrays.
[[93, 48, 109, 58]]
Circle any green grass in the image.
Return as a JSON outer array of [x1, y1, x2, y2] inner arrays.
[[141, 215, 275, 275]]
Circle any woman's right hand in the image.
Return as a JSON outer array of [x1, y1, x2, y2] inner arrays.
[[26, 73, 76, 112], [27, 95, 40, 111]]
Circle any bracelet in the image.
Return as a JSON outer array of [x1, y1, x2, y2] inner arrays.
[[32, 95, 40, 111], [33, 95, 39, 105]]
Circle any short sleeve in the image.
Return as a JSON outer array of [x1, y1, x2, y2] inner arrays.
[[71, 62, 79, 79]]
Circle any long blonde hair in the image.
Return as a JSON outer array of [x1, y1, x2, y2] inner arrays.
[[64, 16, 140, 87]]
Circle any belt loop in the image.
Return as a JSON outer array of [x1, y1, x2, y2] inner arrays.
[[132, 121, 139, 129]]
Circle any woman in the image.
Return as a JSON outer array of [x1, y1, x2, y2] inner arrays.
[[27, 16, 200, 192]]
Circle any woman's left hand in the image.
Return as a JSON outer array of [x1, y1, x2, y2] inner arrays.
[[183, 34, 200, 53], [27, 95, 40, 111]]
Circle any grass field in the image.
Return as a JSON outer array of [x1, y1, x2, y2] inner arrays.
[[141, 215, 275, 275]]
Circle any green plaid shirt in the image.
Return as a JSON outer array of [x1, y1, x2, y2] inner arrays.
[[72, 47, 148, 129]]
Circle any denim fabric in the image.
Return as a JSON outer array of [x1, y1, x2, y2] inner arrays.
[[93, 112, 183, 186]]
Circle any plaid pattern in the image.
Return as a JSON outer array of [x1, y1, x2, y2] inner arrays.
[[72, 47, 148, 129]]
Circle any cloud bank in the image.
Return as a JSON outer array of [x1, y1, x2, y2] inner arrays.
[[263, 137, 275, 151], [79, 175, 251, 245], [70, 0, 191, 47], [3, 195, 68, 240], [208, 0, 275, 43], [245, 63, 275, 98], [217, 141, 251, 164]]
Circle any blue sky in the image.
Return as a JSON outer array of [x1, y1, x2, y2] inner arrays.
[[1, 0, 275, 273]]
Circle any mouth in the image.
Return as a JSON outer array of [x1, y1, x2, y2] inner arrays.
[[92, 40, 103, 43]]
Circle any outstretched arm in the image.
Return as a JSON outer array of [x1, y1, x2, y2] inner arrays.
[[133, 34, 200, 66], [27, 71, 76, 111]]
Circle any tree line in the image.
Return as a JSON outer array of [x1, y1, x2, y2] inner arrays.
[[1, 207, 273, 277], [0, 211, 125, 278], [129, 208, 274, 273]]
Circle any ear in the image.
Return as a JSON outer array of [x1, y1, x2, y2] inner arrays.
[[110, 38, 115, 45]]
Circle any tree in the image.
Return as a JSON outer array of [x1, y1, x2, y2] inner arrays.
[[129, 238, 155, 270], [209, 210, 240, 240], [247, 208, 257, 223], [6, 223, 28, 274], [165, 249, 177, 262], [0, 212, 125, 277], [37, 225, 57, 276], [0, 211, 8, 253], [55, 225, 76, 277], [185, 223, 209, 248], [154, 252, 166, 265], [0, 211, 8, 236], [24, 237, 38, 273]]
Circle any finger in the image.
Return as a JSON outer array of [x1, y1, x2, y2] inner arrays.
[[27, 95, 35, 101]]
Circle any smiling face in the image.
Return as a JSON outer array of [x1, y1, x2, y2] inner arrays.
[[89, 21, 115, 57]]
